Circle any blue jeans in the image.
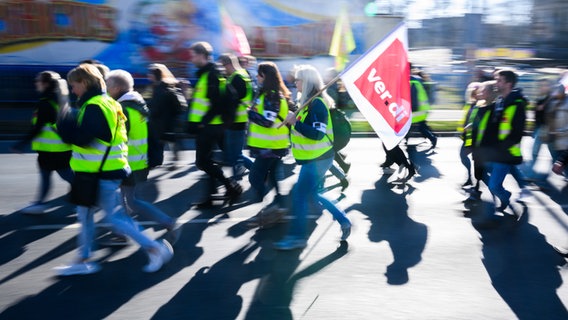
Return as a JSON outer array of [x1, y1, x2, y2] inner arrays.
[[287, 156, 350, 239], [486, 162, 513, 208], [224, 129, 247, 177], [77, 179, 158, 260], [459, 143, 472, 182], [120, 184, 175, 229], [38, 167, 73, 203], [248, 157, 284, 204]]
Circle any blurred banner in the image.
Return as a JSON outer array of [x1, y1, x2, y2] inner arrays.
[[0, 0, 365, 77], [340, 22, 411, 150]]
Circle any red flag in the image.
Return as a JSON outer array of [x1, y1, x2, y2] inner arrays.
[[220, 5, 251, 55], [340, 22, 411, 150]]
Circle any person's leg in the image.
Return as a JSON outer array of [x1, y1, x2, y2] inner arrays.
[[37, 169, 52, 203], [530, 127, 543, 169], [459, 144, 472, 185], [418, 121, 437, 146], [487, 163, 512, 210], [224, 129, 246, 178], [77, 205, 96, 261], [248, 157, 272, 201], [334, 150, 351, 173], [56, 167, 74, 184], [286, 161, 319, 240], [99, 180, 159, 250], [197, 126, 242, 201], [120, 184, 176, 229]]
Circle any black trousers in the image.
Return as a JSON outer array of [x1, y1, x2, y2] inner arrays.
[[195, 125, 230, 195]]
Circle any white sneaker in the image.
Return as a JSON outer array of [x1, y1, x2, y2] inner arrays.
[[21, 202, 48, 215], [143, 240, 173, 273], [54, 261, 100, 276], [516, 188, 531, 202]]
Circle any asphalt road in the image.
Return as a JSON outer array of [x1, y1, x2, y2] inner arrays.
[[0, 136, 566, 320]]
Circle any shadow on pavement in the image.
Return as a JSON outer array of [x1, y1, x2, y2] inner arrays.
[[465, 201, 568, 320], [346, 174, 428, 284], [0, 211, 213, 320]]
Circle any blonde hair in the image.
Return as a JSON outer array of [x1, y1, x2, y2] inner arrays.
[[464, 82, 481, 104], [476, 80, 498, 107], [67, 63, 106, 92], [294, 64, 334, 108]]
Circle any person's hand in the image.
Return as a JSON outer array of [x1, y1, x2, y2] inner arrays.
[[552, 161, 565, 175], [284, 111, 298, 126]]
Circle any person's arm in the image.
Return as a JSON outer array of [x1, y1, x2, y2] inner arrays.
[[12, 100, 55, 151], [248, 92, 282, 128], [294, 98, 328, 141]]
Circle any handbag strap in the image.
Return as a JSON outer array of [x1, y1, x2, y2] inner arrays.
[[98, 111, 121, 173]]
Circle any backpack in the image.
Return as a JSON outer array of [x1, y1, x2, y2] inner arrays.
[[168, 86, 188, 115], [329, 108, 351, 151]]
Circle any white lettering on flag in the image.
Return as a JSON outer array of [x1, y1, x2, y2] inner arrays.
[[339, 22, 411, 150]]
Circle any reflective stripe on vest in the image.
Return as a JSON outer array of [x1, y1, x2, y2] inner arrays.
[[476, 105, 521, 157], [188, 72, 223, 124], [291, 97, 333, 161], [229, 70, 253, 124], [31, 99, 72, 152], [411, 79, 430, 123], [247, 93, 290, 149], [460, 103, 479, 147], [124, 106, 148, 171], [70, 95, 129, 173]]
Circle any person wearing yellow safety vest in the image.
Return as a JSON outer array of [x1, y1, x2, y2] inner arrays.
[[475, 69, 527, 215], [218, 53, 254, 180], [55, 64, 173, 276], [410, 65, 437, 149], [11, 71, 74, 214], [246, 62, 291, 226], [106, 69, 182, 245], [458, 82, 482, 188], [273, 65, 351, 250], [467, 80, 498, 202], [188, 41, 242, 208]]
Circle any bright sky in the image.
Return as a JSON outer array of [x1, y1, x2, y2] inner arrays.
[[401, 0, 530, 25]]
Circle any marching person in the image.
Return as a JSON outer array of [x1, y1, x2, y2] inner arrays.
[[188, 41, 242, 208], [476, 69, 527, 214], [246, 61, 291, 227], [12, 71, 73, 214], [274, 65, 351, 250], [218, 53, 254, 180], [410, 65, 437, 149], [106, 69, 182, 245], [147, 63, 187, 170], [55, 63, 172, 275]]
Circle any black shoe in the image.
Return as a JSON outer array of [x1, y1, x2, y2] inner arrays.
[[194, 198, 214, 209], [380, 161, 394, 168], [405, 163, 416, 180], [340, 178, 349, 192], [461, 179, 473, 188], [340, 162, 351, 174], [431, 137, 438, 149], [225, 181, 243, 205]]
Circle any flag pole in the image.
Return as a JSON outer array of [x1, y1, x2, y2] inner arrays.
[[278, 74, 341, 128]]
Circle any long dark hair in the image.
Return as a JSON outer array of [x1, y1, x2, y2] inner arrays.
[[257, 62, 290, 100]]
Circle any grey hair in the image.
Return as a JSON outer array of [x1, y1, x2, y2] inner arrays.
[[106, 69, 134, 92], [294, 64, 334, 108]]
